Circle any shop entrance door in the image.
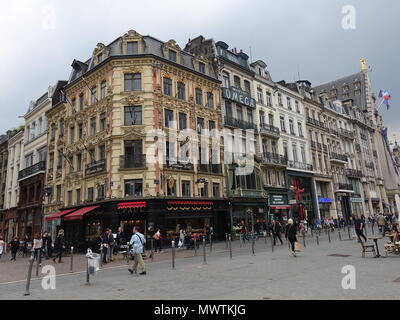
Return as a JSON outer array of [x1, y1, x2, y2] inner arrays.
[[122, 220, 146, 242]]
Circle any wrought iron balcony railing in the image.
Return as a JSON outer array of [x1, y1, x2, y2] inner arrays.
[[224, 117, 256, 130], [261, 152, 288, 166], [330, 152, 348, 162], [259, 124, 280, 138], [18, 161, 46, 180], [288, 161, 313, 171]]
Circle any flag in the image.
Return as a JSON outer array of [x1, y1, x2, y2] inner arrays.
[[379, 90, 392, 110]]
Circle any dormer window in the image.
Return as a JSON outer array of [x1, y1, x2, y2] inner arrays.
[[169, 49, 177, 62], [199, 62, 205, 73], [234, 76, 241, 89], [127, 41, 138, 55], [222, 71, 230, 88], [97, 54, 103, 64]]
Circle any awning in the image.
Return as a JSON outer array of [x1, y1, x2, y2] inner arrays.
[[63, 205, 100, 221], [44, 209, 77, 222], [118, 201, 146, 209], [270, 205, 291, 210]]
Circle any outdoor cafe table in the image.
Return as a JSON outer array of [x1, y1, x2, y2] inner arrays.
[[368, 236, 383, 258]]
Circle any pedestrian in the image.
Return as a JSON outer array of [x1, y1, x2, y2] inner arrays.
[[33, 233, 43, 266], [152, 228, 163, 253], [53, 229, 65, 263], [22, 235, 30, 258], [9, 237, 19, 261], [285, 219, 298, 257], [45, 232, 53, 259], [376, 212, 387, 237], [128, 226, 146, 275], [354, 215, 367, 243], [100, 229, 112, 264], [178, 229, 185, 249], [271, 220, 283, 245], [0, 236, 5, 260]]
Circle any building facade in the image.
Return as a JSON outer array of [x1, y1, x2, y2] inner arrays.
[[44, 30, 226, 248], [0, 134, 9, 238]]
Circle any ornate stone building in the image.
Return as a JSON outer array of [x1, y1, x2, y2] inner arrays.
[[0, 134, 9, 237], [44, 30, 226, 246]]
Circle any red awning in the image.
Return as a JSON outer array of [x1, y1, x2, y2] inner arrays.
[[63, 205, 100, 221], [270, 205, 291, 210], [118, 201, 146, 209], [167, 201, 213, 206], [45, 209, 77, 222]]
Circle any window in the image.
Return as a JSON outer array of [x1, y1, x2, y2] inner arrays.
[[247, 109, 253, 124], [295, 100, 300, 113], [165, 109, 174, 128], [200, 181, 209, 197], [259, 111, 265, 128], [257, 88, 263, 104], [222, 71, 230, 88], [167, 177, 177, 196], [195, 88, 203, 105], [278, 93, 283, 106], [70, 127, 75, 144], [298, 122, 303, 137], [99, 145, 106, 160], [301, 146, 306, 163], [127, 41, 138, 54], [100, 112, 106, 131], [49, 152, 54, 170], [77, 153, 82, 171], [182, 180, 191, 197], [71, 98, 76, 111], [197, 117, 204, 134], [177, 82, 185, 100], [97, 54, 103, 64], [212, 183, 220, 198], [268, 114, 274, 126], [209, 120, 216, 136], [237, 106, 243, 122], [266, 92, 272, 106], [163, 78, 172, 96], [124, 73, 141, 91], [289, 119, 295, 135], [90, 117, 97, 135], [292, 145, 298, 162], [225, 101, 232, 118], [56, 185, 62, 202], [50, 124, 56, 141], [59, 119, 65, 137], [124, 140, 143, 168], [179, 113, 187, 130], [78, 123, 83, 139], [234, 76, 241, 89], [168, 49, 177, 62], [199, 62, 205, 73], [207, 92, 214, 108], [79, 94, 84, 110], [287, 97, 292, 110], [124, 106, 142, 125], [97, 185, 105, 200], [57, 150, 63, 169], [76, 189, 81, 204], [283, 142, 288, 159], [90, 86, 97, 104], [124, 179, 143, 197], [100, 81, 107, 99], [280, 116, 286, 132], [87, 187, 94, 202], [244, 80, 251, 94]]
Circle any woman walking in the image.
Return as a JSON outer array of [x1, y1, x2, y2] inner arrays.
[[53, 229, 65, 263], [33, 233, 43, 266], [152, 228, 163, 253], [285, 219, 298, 257]]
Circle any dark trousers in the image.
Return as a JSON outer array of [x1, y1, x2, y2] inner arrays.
[[55, 248, 63, 262], [103, 247, 108, 263], [288, 237, 296, 252], [34, 249, 42, 264], [273, 232, 283, 245], [11, 251, 17, 261], [154, 239, 162, 252], [356, 229, 367, 243]]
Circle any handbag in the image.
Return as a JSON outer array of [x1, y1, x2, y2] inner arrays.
[[294, 242, 302, 252]]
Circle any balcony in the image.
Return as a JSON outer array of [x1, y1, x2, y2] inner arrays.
[[228, 188, 265, 199], [85, 159, 106, 176], [340, 128, 355, 139], [261, 152, 288, 167], [120, 155, 146, 169], [307, 117, 326, 130], [336, 183, 354, 192], [317, 142, 322, 149], [224, 117, 256, 130], [345, 169, 363, 178], [365, 161, 375, 169], [18, 161, 46, 181], [287, 161, 313, 172], [322, 144, 328, 152], [259, 124, 280, 139], [330, 152, 348, 163], [329, 128, 339, 137], [311, 141, 316, 149], [197, 163, 222, 174], [164, 158, 194, 171]]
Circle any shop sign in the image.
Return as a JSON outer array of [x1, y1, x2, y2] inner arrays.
[[350, 197, 363, 203], [222, 87, 256, 108], [269, 194, 288, 206], [289, 200, 297, 205], [318, 198, 332, 203]]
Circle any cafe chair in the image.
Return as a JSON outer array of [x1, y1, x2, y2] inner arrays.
[[360, 241, 376, 258]]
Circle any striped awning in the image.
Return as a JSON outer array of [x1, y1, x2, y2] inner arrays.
[[118, 201, 147, 209], [45, 209, 77, 222], [64, 205, 100, 221]]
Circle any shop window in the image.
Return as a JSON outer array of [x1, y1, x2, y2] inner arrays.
[[124, 179, 143, 197]]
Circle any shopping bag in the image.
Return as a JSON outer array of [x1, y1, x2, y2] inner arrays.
[[294, 242, 302, 252]]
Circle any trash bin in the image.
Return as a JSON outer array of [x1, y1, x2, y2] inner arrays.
[[86, 249, 100, 276]]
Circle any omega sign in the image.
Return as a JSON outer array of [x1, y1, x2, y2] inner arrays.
[[222, 87, 256, 108]]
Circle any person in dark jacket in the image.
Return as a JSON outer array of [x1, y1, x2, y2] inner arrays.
[[9, 237, 20, 261], [271, 220, 284, 245], [53, 229, 65, 263], [354, 215, 367, 243], [101, 229, 114, 264], [285, 219, 298, 257]]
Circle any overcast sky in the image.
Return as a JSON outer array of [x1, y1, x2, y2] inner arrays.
[[1, 0, 399, 140]]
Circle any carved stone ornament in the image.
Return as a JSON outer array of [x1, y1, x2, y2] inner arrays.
[[120, 94, 145, 106], [121, 126, 146, 139], [122, 30, 142, 40], [164, 39, 181, 51]]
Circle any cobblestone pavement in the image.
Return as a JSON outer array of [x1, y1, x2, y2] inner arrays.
[[0, 226, 399, 300]]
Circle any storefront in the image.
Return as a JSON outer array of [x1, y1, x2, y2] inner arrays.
[[350, 196, 364, 216], [336, 192, 352, 221], [2, 208, 18, 242], [230, 199, 268, 231], [318, 198, 333, 219], [268, 193, 290, 223]]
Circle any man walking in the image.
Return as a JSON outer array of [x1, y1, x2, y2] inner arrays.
[[271, 220, 283, 245], [128, 226, 146, 275], [354, 215, 367, 243], [376, 212, 387, 237]]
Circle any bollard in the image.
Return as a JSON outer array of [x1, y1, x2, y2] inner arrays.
[[209, 235, 213, 253], [99, 244, 103, 268], [272, 235, 275, 252], [202, 237, 207, 265], [150, 239, 154, 261], [35, 250, 40, 277], [194, 238, 198, 257], [302, 230, 306, 248], [311, 228, 314, 238], [316, 235, 319, 245], [70, 246, 74, 273], [171, 240, 175, 270], [24, 254, 35, 296], [86, 250, 90, 285], [251, 234, 255, 256], [364, 225, 368, 237], [372, 224, 375, 235], [229, 234, 232, 260], [239, 234, 242, 248], [348, 226, 351, 240], [126, 242, 130, 264], [339, 230, 342, 241], [328, 229, 331, 243], [225, 233, 228, 249], [265, 233, 267, 246]]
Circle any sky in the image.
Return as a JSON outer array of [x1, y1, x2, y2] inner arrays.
[[1, 0, 399, 140]]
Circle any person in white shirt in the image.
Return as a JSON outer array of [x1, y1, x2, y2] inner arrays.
[[33, 233, 43, 266], [0, 236, 5, 260]]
